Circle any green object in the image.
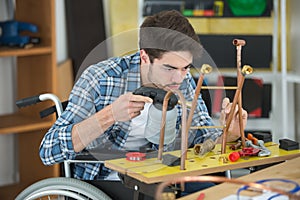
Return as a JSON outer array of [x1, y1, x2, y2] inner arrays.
[[227, 0, 267, 16], [182, 9, 194, 17]]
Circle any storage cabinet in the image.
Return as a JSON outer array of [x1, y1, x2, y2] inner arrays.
[[188, 1, 300, 143], [187, 0, 299, 142], [0, 0, 59, 199]]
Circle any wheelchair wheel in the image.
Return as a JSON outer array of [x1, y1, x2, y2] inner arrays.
[[15, 177, 112, 200]]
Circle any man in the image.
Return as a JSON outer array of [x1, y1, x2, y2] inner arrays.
[[39, 10, 247, 198]]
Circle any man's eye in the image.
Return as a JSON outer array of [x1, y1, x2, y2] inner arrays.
[[164, 66, 174, 71], [183, 66, 191, 71]]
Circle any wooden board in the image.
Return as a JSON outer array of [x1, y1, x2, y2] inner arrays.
[[178, 156, 300, 199], [105, 143, 300, 184]]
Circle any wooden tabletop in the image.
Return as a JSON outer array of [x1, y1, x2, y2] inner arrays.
[[105, 143, 300, 184], [178, 156, 300, 199]]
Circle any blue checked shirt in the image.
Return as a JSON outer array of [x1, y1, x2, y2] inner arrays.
[[39, 52, 222, 180]]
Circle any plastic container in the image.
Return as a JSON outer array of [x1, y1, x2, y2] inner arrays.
[[227, 0, 267, 16]]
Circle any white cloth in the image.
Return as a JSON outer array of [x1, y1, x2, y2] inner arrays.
[[123, 103, 151, 151]]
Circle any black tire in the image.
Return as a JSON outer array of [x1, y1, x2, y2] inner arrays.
[[15, 177, 112, 200]]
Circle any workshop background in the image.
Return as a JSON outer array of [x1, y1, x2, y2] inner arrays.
[[0, 0, 299, 198]]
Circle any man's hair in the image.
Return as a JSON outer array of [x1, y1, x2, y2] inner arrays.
[[139, 10, 202, 63]]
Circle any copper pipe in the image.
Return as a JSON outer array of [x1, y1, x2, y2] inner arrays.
[[221, 65, 252, 154], [178, 86, 237, 109], [201, 86, 238, 90], [237, 74, 246, 148], [190, 125, 224, 129], [237, 66, 253, 148], [233, 39, 247, 148], [155, 175, 300, 200], [158, 91, 173, 161], [186, 64, 212, 133], [158, 89, 187, 170]]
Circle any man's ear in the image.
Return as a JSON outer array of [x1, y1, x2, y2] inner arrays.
[[140, 49, 150, 64]]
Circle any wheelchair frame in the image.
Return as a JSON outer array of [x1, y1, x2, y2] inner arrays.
[[15, 93, 113, 200]]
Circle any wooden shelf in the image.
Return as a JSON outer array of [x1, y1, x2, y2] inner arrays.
[[188, 17, 273, 35], [0, 45, 52, 57], [0, 113, 53, 134]]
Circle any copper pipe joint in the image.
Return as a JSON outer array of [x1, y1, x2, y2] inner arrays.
[[200, 64, 213, 74], [241, 65, 253, 75], [233, 39, 246, 46]]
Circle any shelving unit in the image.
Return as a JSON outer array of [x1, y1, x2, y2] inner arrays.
[[187, 14, 276, 132], [280, 0, 300, 141], [137, 0, 284, 139], [139, 0, 300, 141], [188, 0, 299, 142], [0, 0, 60, 199]]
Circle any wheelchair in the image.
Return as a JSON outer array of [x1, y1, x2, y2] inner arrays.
[[15, 93, 174, 200], [15, 93, 116, 200]]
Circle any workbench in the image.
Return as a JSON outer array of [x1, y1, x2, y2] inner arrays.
[[178, 156, 300, 199], [104, 143, 300, 199]]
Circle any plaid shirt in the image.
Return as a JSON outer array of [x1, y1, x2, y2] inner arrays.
[[39, 52, 222, 180]]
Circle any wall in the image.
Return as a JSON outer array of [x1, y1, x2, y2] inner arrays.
[[108, 0, 140, 56], [56, 0, 68, 63]]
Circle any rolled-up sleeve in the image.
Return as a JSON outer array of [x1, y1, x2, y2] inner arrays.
[[39, 124, 76, 165], [39, 66, 98, 165]]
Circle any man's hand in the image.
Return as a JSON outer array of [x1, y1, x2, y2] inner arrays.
[[219, 97, 248, 142], [111, 92, 153, 122]]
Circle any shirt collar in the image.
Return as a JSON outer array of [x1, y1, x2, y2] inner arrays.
[[124, 52, 142, 92]]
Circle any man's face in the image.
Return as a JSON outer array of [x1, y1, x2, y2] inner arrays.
[[141, 51, 193, 90]]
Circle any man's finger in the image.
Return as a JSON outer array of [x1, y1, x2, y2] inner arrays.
[[222, 97, 230, 110], [131, 94, 153, 103], [128, 101, 146, 109]]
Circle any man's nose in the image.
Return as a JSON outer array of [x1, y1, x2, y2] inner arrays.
[[171, 70, 185, 83]]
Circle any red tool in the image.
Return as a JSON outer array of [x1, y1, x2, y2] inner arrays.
[[247, 133, 258, 145], [126, 152, 146, 162], [228, 147, 260, 162], [228, 151, 240, 162], [238, 147, 260, 157]]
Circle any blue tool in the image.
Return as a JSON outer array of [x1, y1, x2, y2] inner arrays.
[[0, 20, 40, 48]]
